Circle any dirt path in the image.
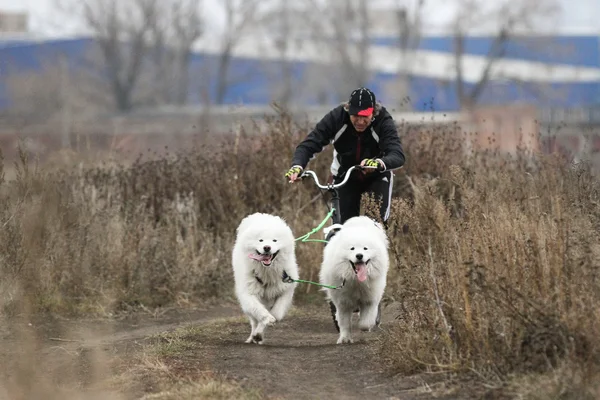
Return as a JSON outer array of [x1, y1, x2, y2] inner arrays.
[[1, 303, 464, 400], [196, 303, 457, 400]]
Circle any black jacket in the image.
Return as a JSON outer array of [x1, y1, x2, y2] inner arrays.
[[290, 103, 405, 179]]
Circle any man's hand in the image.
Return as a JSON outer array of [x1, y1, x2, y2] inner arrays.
[[285, 166, 304, 183], [360, 158, 384, 173]]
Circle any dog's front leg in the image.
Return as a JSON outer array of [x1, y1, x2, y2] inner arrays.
[[245, 316, 258, 343], [238, 293, 276, 324], [252, 316, 276, 345], [269, 286, 295, 321], [336, 305, 354, 344], [358, 302, 379, 332], [238, 293, 276, 344]]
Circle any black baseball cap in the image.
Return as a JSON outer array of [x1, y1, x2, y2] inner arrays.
[[348, 87, 376, 116]]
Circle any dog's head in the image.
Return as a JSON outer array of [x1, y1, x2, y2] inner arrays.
[[246, 236, 285, 267], [237, 213, 295, 268], [343, 242, 377, 282], [324, 217, 389, 283]]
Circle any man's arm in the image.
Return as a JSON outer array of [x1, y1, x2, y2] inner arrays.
[[376, 113, 406, 171], [290, 107, 340, 169]]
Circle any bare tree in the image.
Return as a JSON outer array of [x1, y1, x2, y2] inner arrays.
[[264, 0, 414, 106], [451, 0, 561, 110], [261, 0, 294, 107], [300, 0, 373, 102], [258, 0, 315, 108], [171, 1, 203, 105], [394, 0, 426, 110], [336, 0, 371, 93], [56, 0, 203, 112], [396, 1, 424, 53], [214, 0, 263, 105], [151, 0, 203, 105], [77, 0, 160, 112]]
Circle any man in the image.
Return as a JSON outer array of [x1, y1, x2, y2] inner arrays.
[[285, 87, 405, 224]]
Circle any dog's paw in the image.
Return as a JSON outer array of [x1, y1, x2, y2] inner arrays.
[[336, 335, 353, 344], [251, 333, 263, 344], [263, 314, 277, 326]]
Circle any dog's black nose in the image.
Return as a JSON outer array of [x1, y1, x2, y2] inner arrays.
[[263, 245, 271, 253], [356, 253, 363, 260]]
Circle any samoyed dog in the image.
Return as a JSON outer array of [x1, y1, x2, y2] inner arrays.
[[232, 212, 299, 344], [319, 216, 390, 344]]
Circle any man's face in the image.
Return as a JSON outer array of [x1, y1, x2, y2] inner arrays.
[[350, 114, 372, 132]]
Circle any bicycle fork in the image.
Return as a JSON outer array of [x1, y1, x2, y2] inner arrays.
[[329, 188, 341, 225]]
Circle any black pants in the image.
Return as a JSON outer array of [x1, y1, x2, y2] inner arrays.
[[334, 170, 394, 224]]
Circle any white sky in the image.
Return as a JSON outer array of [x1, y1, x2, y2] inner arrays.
[[0, 0, 598, 37], [0, 0, 225, 37]]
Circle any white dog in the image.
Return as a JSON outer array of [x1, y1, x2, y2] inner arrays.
[[319, 216, 390, 344], [231, 212, 299, 344]]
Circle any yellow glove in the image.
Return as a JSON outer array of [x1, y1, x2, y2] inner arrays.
[[361, 158, 384, 171], [285, 166, 303, 182]]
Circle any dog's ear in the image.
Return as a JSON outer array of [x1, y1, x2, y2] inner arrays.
[[323, 224, 343, 236]]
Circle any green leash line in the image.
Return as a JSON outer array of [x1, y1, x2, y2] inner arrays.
[[294, 208, 335, 243], [291, 278, 342, 290], [282, 271, 344, 290], [286, 208, 344, 289]]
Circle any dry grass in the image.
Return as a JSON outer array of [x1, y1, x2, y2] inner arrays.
[[0, 108, 599, 397], [377, 138, 600, 396], [0, 110, 332, 316], [117, 350, 265, 400]]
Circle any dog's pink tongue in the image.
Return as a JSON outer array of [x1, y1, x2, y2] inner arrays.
[[355, 263, 368, 282], [248, 253, 270, 262]]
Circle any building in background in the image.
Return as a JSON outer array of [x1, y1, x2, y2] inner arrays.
[[0, 15, 598, 164], [0, 11, 28, 34], [1, 31, 598, 111]]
